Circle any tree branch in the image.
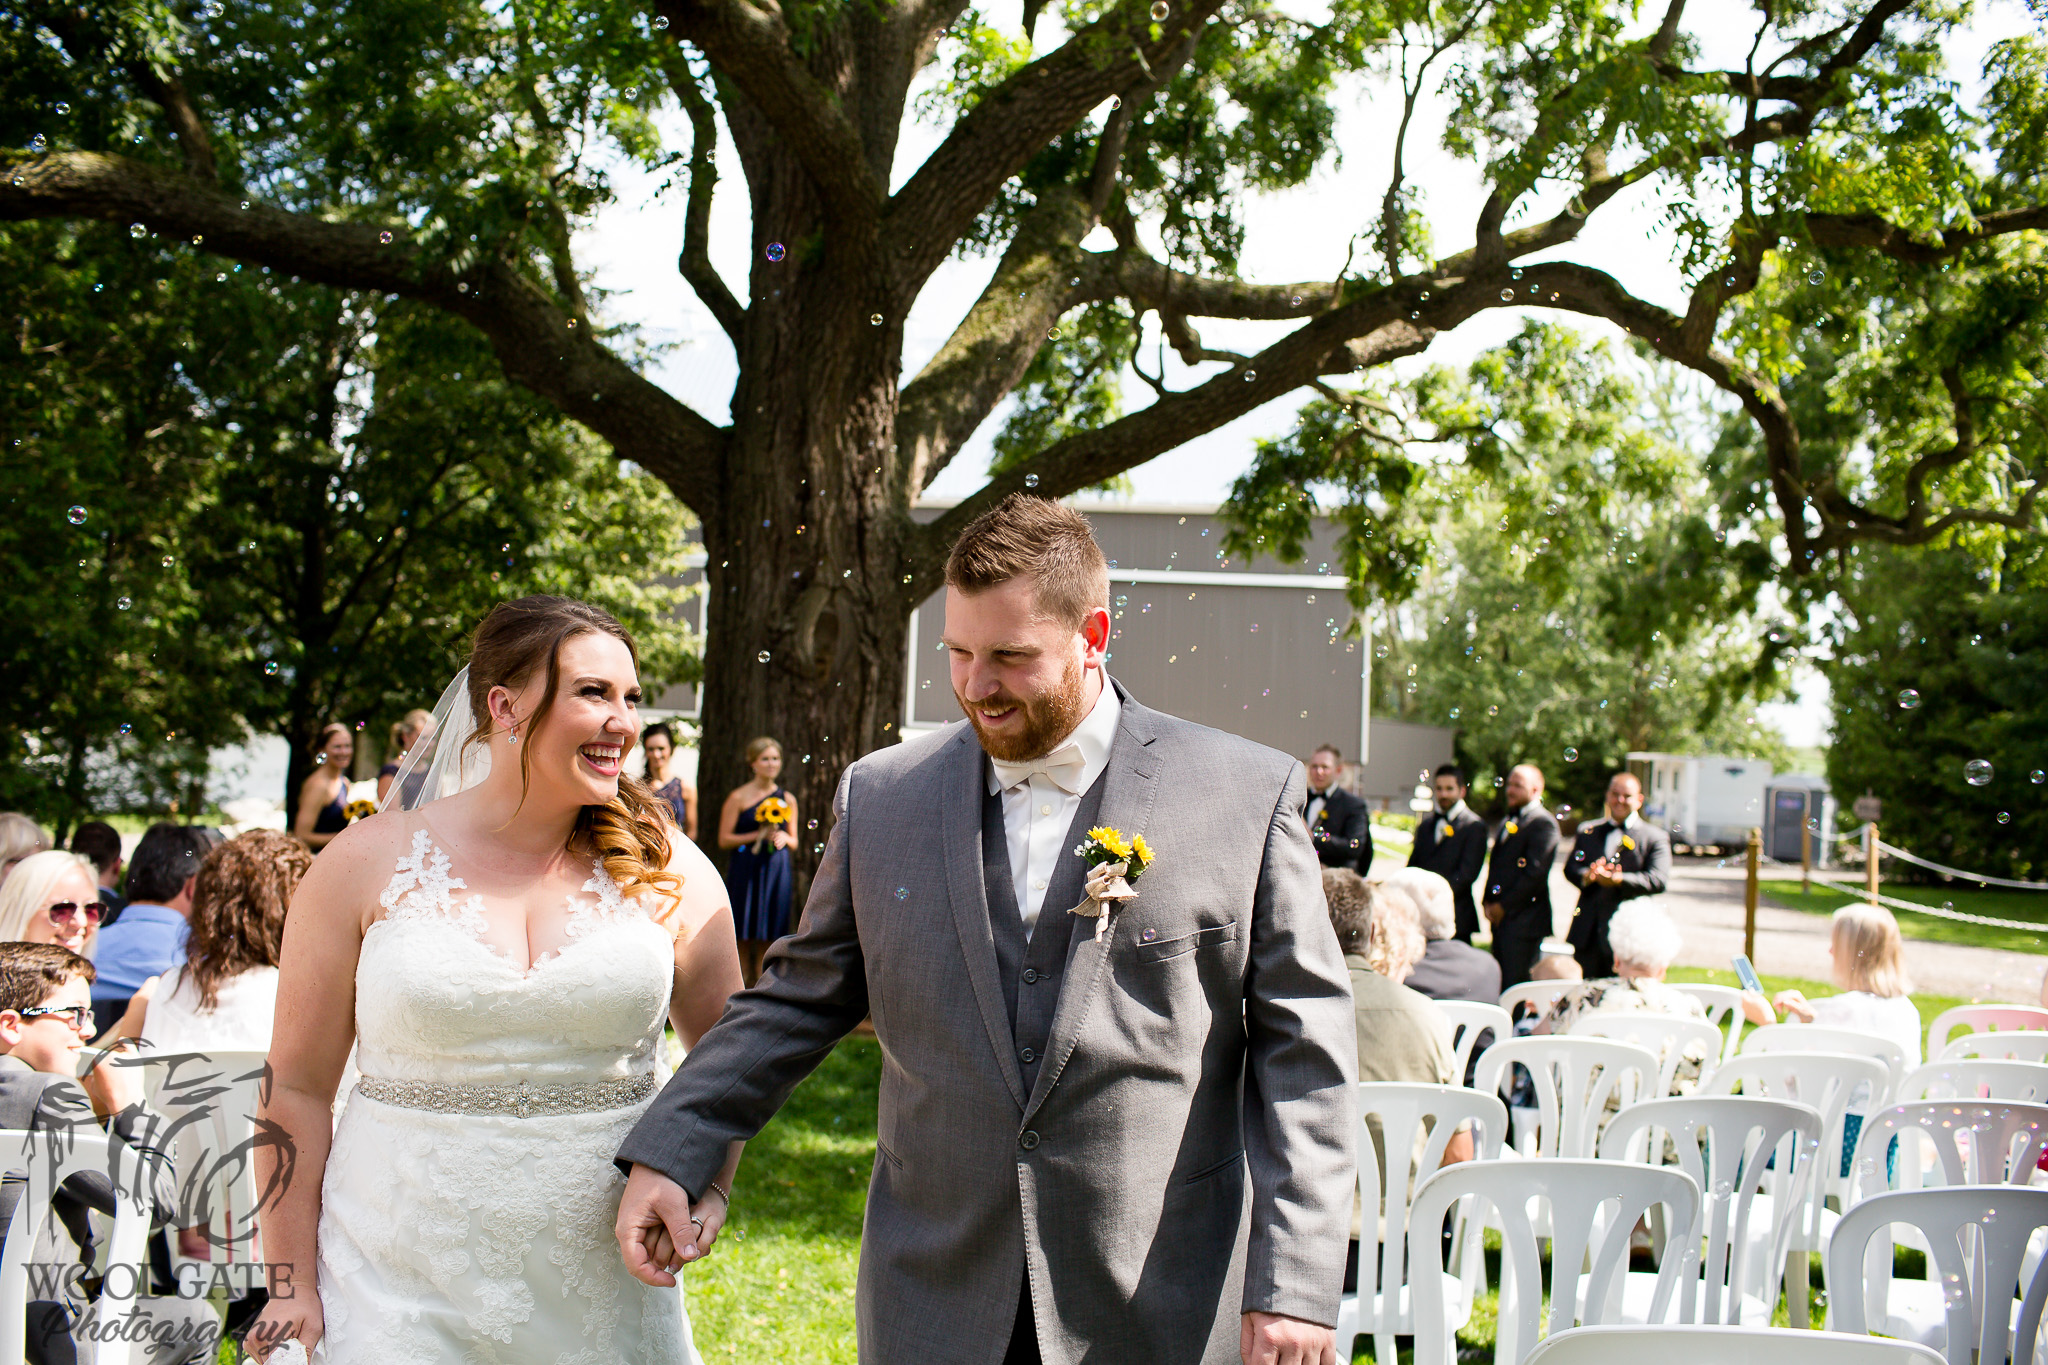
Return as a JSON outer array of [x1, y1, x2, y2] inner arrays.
[[661, 51, 746, 344], [0, 151, 732, 519], [886, 0, 1232, 293], [653, 0, 884, 229], [36, 8, 218, 183], [1807, 205, 2048, 263]]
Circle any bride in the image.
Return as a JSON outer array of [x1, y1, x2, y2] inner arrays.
[[252, 596, 744, 1362]]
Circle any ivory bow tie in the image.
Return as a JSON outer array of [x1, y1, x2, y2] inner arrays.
[[991, 744, 1086, 794]]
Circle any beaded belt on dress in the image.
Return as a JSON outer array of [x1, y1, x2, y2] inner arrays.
[[356, 1072, 656, 1118]]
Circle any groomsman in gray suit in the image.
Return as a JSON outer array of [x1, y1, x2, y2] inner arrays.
[[616, 495, 1358, 1365]]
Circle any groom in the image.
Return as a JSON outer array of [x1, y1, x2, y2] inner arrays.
[[616, 495, 1358, 1365]]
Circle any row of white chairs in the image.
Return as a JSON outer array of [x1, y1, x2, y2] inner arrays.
[[1341, 1079, 2048, 1365]]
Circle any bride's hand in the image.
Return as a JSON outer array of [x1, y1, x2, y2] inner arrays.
[[246, 1293, 323, 1361], [618, 1163, 726, 1287]]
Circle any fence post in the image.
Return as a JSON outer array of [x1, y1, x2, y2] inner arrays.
[[1801, 814, 1812, 896], [1865, 822, 1880, 907], [1744, 827, 1760, 964]]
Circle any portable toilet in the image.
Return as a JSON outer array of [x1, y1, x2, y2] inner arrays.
[[1763, 775, 1833, 867]]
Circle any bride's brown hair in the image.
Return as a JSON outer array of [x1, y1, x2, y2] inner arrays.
[[465, 596, 682, 915]]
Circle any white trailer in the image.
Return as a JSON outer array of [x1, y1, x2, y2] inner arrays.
[[1626, 752, 1776, 851]]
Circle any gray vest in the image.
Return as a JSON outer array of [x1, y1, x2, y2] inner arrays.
[[981, 768, 1109, 1095]]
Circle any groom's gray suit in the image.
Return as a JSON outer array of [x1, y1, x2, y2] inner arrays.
[[619, 681, 1358, 1363]]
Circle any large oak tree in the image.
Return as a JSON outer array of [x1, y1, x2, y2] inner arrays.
[[4, 0, 2043, 843]]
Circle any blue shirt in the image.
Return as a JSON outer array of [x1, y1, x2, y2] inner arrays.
[[89, 903, 188, 997]]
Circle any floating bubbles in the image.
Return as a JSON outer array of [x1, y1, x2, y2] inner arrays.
[[1723, 273, 1737, 288], [895, 887, 909, 900], [264, 661, 280, 676], [161, 554, 174, 567], [1448, 708, 1461, 720], [129, 223, 147, 239], [1563, 747, 1579, 762], [756, 650, 771, 664], [1149, 0, 1170, 17], [1487, 705, 1499, 716], [1511, 268, 1524, 281], [2033, 770, 2046, 785], [29, 134, 48, 154], [765, 242, 786, 262], [1110, 95, 1123, 110], [1243, 369, 1257, 381], [1808, 268, 1825, 285], [1997, 811, 2011, 825], [1965, 759, 1994, 786], [653, 14, 669, 27], [1374, 645, 1388, 659], [1897, 689, 1921, 710], [54, 102, 70, 116], [118, 723, 132, 736], [869, 313, 883, 326], [379, 230, 393, 244], [65, 505, 87, 526], [1024, 474, 1039, 488], [191, 234, 203, 245], [116, 596, 131, 610], [1499, 288, 1514, 302]]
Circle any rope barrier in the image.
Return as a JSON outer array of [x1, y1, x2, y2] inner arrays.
[[1754, 851, 2045, 932], [1822, 824, 2048, 891]]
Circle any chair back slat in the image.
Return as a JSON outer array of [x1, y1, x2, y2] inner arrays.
[[1521, 1323, 1947, 1364], [1435, 1002, 1512, 1086], [1571, 1014, 1725, 1096], [1896, 1059, 2048, 1105], [1927, 1005, 2048, 1063], [1472, 1037, 1659, 1158]]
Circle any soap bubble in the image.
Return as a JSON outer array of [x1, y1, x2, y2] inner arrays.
[[756, 650, 771, 664], [2032, 770, 2046, 785], [1996, 811, 2011, 825], [653, 14, 669, 27], [1563, 747, 1579, 762], [1024, 474, 1039, 487], [379, 230, 393, 244], [116, 596, 131, 610], [1897, 689, 1921, 710], [869, 313, 883, 326], [66, 505, 87, 526], [1149, 0, 1170, 16], [1499, 288, 1514, 301], [1243, 369, 1256, 381], [1965, 759, 1994, 786], [29, 134, 48, 154], [765, 242, 786, 262], [129, 224, 147, 239], [1807, 268, 1825, 285]]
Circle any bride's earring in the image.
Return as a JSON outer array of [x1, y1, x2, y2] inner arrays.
[[507, 728, 519, 746]]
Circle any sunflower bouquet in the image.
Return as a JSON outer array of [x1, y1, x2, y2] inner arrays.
[[752, 795, 792, 851], [1069, 826, 1154, 941]]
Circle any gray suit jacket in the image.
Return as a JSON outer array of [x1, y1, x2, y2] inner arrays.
[[620, 684, 1358, 1364]]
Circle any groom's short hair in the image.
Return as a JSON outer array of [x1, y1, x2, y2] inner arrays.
[[945, 494, 1109, 630]]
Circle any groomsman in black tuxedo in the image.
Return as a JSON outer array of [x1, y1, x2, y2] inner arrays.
[[1304, 744, 1373, 878], [1407, 764, 1489, 942], [1565, 771, 1673, 979], [1482, 763, 1559, 988]]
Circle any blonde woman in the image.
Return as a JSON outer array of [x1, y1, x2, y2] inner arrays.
[[1740, 902, 1921, 1066], [292, 723, 355, 851], [0, 812, 51, 885], [377, 708, 436, 807], [0, 849, 102, 956]]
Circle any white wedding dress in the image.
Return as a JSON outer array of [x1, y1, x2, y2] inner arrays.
[[315, 829, 702, 1364]]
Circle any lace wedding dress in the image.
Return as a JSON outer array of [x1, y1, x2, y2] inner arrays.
[[315, 830, 701, 1364]]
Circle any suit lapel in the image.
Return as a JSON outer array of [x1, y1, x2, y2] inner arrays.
[[1023, 686, 1161, 1123], [939, 728, 1028, 1109]]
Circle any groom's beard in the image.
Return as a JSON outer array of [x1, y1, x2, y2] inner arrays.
[[956, 656, 1088, 763]]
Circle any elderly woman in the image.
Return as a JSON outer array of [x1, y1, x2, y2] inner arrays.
[[1327, 867, 1470, 1291], [1538, 901, 1705, 1031], [0, 813, 51, 886], [1381, 866, 1501, 1004]]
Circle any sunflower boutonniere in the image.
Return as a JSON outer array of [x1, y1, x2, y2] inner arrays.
[[1504, 819, 1520, 837], [1621, 833, 1637, 852], [1069, 826, 1152, 942]]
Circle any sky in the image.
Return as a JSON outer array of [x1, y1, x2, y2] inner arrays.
[[569, 0, 2040, 751]]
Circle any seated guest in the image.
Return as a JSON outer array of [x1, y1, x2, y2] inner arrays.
[[0, 851, 103, 957], [116, 831, 310, 1056], [1741, 903, 1921, 1066], [67, 822, 127, 922], [1385, 867, 1501, 1004], [1327, 867, 1469, 1291], [1538, 903, 1711, 1095], [0, 942, 219, 1364], [0, 812, 51, 886], [89, 824, 209, 1027]]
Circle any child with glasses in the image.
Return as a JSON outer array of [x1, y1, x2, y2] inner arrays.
[[0, 942, 219, 1364]]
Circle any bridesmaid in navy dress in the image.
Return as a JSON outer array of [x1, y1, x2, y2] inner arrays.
[[718, 736, 798, 985]]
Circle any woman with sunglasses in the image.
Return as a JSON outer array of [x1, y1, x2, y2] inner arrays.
[[0, 849, 103, 955]]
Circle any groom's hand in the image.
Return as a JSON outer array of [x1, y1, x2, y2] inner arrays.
[[616, 1163, 723, 1287], [1241, 1310, 1336, 1365]]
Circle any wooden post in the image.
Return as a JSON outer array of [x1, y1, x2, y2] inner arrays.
[[1744, 827, 1760, 965], [1866, 822, 1880, 906], [1801, 813, 1812, 896]]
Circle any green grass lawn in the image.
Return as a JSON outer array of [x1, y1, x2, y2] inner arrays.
[[1760, 878, 2048, 956], [1664, 964, 1966, 1035]]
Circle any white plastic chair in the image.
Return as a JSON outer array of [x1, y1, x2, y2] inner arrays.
[[1572, 1013, 1725, 1096], [1436, 1002, 1512, 1086], [1743, 1022, 1908, 1100], [1849, 1101, 2048, 1194], [0, 1130, 150, 1365], [1930, 1007, 2048, 1063], [1899, 1060, 2048, 1105], [138, 1049, 271, 1270], [1407, 1158, 1701, 1365], [1501, 981, 1571, 1021], [1671, 983, 1748, 1065], [1827, 1186, 2048, 1365], [1598, 1095, 1823, 1326], [1473, 1036, 1659, 1159], [1705, 1050, 1894, 1323], [1523, 1323, 1945, 1364], [1335, 1083, 1508, 1364], [1946, 1032, 2048, 1064]]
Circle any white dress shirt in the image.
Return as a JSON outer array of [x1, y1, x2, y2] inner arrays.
[[986, 679, 1122, 941], [1306, 791, 1328, 830]]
